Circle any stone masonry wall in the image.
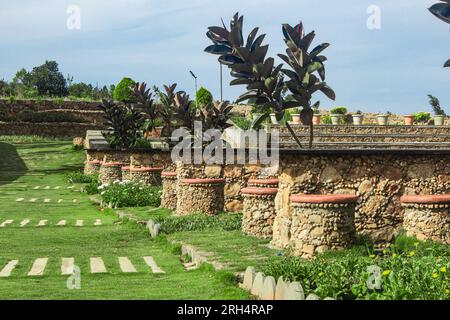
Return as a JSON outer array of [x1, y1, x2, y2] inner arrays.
[[0, 122, 103, 138], [274, 153, 450, 247]]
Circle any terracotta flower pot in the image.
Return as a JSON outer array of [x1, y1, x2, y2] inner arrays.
[[151, 127, 163, 138], [403, 115, 415, 126], [312, 114, 322, 125]]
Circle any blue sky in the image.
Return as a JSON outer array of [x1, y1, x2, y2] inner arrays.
[[0, 0, 448, 114]]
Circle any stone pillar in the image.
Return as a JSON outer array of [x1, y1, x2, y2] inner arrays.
[[176, 178, 225, 216], [401, 195, 450, 244], [241, 187, 278, 239], [290, 194, 358, 259], [161, 172, 177, 210], [99, 162, 123, 185], [121, 166, 131, 182], [84, 160, 101, 175], [129, 167, 163, 186]]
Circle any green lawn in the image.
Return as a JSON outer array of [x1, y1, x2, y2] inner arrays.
[[0, 137, 249, 300]]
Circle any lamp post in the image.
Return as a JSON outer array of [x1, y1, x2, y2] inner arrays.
[[189, 70, 198, 107], [219, 62, 223, 101]]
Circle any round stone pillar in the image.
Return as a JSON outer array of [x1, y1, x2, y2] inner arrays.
[[99, 162, 123, 185], [84, 160, 101, 175], [401, 195, 450, 245], [241, 187, 278, 239], [129, 167, 163, 186], [121, 166, 131, 181], [290, 194, 358, 259], [161, 172, 177, 210], [176, 178, 225, 216]]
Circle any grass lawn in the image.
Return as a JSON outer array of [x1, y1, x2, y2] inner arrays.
[[0, 137, 249, 300]]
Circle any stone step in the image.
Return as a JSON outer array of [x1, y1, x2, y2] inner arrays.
[[0, 260, 18, 277], [0, 220, 14, 228], [28, 258, 48, 276], [118, 257, 137, 273], [61, 258, 75, 275], [0, 219, 102, 228], [143, 256, 165, 274], [90, 257, 107, 274]]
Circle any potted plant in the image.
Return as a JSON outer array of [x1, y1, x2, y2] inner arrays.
[[352, 110, 364, 125], [414, 112, 431, 125], [428, 95, 447, 126], [312, 109, 322, 125], [377, 112, 389, 125], [329, 107, 347, 125], [403, 115, 415, 125]]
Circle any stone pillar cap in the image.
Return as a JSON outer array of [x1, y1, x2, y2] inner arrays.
[[130, 167, 164, 172], [242, 187, 278, 196], [181, 178, 225, 185], [248, 178, 279, 185], [161, 172, 177, 177], [400, 194, 450, 204], [291, 194, 358, 204], [121, 166, 131, 170]]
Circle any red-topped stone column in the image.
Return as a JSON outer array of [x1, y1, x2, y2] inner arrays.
[[161, 172, 178, 210], [84, 160, 101, 175], [176, 178, 225, 216], [129, 167, 163, 186], [99, 162, 124, 185]]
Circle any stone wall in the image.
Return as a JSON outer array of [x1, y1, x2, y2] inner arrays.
[[273, 152, 450, 247], [0, 99, 100, 112], [0, 121, 104, 138]]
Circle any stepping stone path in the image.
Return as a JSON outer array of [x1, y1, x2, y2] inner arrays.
[[75, 220, 84, 227], [61, 258, 75, 275], [57, 220, 67, 226], [20, 219, 30, 227], [119, 257, 137, 273], [28, 258, 48, 276], [44, 199, 51, 203], [0, 220, 14, 228], [0, 260, 18, 278], [15, 198, 24, 202], [144, 256, 165, 274], [90, 257, 107, 274], [94, 219, 102, 226], [29, 198, 37, 202], [37, 220, 48, 227]]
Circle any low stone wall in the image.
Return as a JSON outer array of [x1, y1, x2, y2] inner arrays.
[[274, 151, 450, 247], [0, 121, 103, 138], [0, 99, 100, 112]]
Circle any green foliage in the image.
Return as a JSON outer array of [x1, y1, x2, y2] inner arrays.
[[27, 61, 68, 96], [98, 99, 144, 148], [428, 95, 446, 116], [114, 77, 136, 103], [153, 213, 242, 234], [414, 112, 431, 123], [84, 180, 100, 195], [99, 181, 162, 208], [231, 116, 252, 130], [262, 235, 450, 300], [196, 87, 213, 108], [330, 107, 348, 115], [321, 115, 332, 124], [66, 171, 97, 184]]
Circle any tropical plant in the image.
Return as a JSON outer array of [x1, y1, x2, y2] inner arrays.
[[132, 82, 156, 140], [428, 94, 447, 116], [173, 91, 196, 133], [205, 13, 335, 148], [114, 77, 136, 103], [330, 107, 347, 115], [198, 100, 234, 132], [429, 1, 450, 67], [98, 99, 143, 148], [154, 83, 184, 136]]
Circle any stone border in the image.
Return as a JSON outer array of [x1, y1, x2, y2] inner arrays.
[[240, 266, 333, 301], [291, 194, 359, 205], [247, 179, 279, 187], [400, 194, 450, 206], [161, 172, 177, 178], [242, 187, 278, 196]]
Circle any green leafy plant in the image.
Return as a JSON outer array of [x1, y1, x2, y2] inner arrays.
[[428, 94, 447, 116], [114, 77, 136, 103], [132, 82, 156, 140], [231, 116, 252, 130], [154, 83, 185, 136], [196, 87, 213, 108], [84, 180, 100, 195], [330, 107, 347, 115], [98, 99, 144, 149], [99, 181, 162, 208], [66, 171, 98, 184], [205, 13, 335, 148], [415, 112, 432, 123]]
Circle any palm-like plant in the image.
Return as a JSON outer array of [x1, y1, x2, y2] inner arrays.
[[154, 83, 183, 136], [205, 13, 335, 148], [429, 1, 450, 67], [428, 94, 447, 116], [132, 82, 156, 140], [199, 100, 234, 131]]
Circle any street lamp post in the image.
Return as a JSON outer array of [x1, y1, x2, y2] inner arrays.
[[189, 70, 198, 107]]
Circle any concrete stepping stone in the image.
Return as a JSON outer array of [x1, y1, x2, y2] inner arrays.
[[0, 260, 19, 277], [44, 186, 50, 190], [28, 258, 48, 276], [20, 219, 31, 227], [90, 257, 107, 274], [44, 199, 51, 203], [61, 258, 75, 275], [57, 220, 67, 226], [0, 220, 13, 228], [16, 198, 24, 202], [119, 257, 137, 273], [75, 220, 84, 227], [94, 219, 102, 226], [33, 186, 40, 190], [58, 199, 63, 203], [72, 199, 78, 203], [67, 186, 74, 189], [54, 186, 61, 190], [29, 198, 38, 203], [37, 220, 48, 227], [143, 256, 165, 274]]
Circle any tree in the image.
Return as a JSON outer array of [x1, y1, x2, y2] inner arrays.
[[114, 77, 136, 103], [28, 61, 68, 96]]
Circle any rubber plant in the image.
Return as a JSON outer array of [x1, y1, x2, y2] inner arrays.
[[132, 82, 156, 140], [429, 1, 450, 67], [154, 83, 183, 136], [205, 12, 335, 148]]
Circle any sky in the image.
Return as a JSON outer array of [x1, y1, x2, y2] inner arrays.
[[0, 0, 449, 114]]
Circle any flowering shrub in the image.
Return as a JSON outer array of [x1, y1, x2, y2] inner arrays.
[[99, 181, 162, 208], [262, 235, 449, 300]]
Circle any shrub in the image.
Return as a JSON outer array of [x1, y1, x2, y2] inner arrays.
[[114, 77, 136, 103], [196, 87, 213, 108], [415, 112, 431, 123], [99, 181, 162, 208], [262, 235, 449, 300], [330, 107, 348, 115], [231, 116, 252, 130], [321, 115, 332, 124], [66, 171, 97, 184], [84, 181, 100, 195]]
